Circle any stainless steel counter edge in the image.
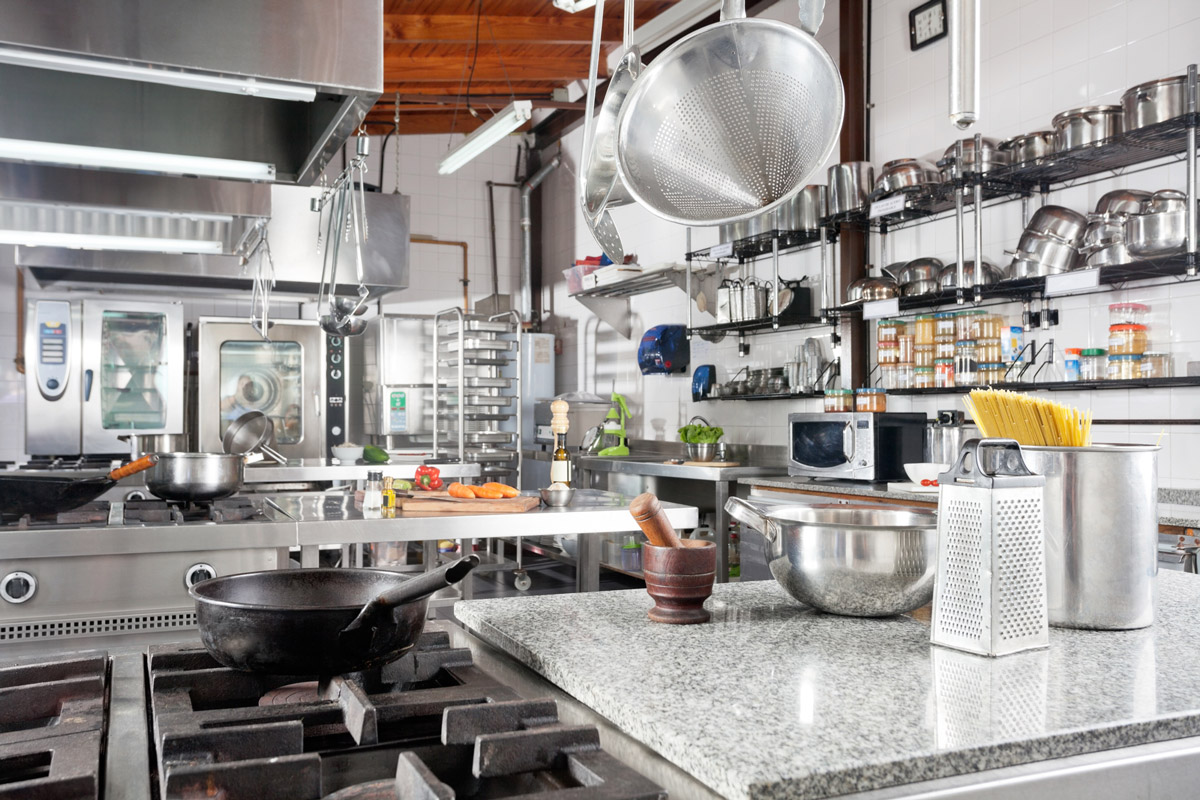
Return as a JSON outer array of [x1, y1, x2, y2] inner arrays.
[[243, 458, 483, 483], [578, 456, 789, 481]]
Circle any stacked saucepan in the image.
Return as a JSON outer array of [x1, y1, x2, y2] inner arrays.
[[1006, 205, 1089, 279]]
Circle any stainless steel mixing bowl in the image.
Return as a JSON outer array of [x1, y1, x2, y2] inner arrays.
[[725, 498, 938, 616]]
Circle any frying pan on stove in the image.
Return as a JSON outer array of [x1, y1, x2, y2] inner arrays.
[[0, 455, 158, 517], [189, 555, 480, 674]]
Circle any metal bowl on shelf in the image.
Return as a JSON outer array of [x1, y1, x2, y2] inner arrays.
[[725, 498, 939, 617], [873, 158, 940, 196], [540, 487, 576, 507], [686, 443, 718, 462], [938, 260, 1002, 290]]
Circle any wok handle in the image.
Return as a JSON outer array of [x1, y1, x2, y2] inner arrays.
[[109, 454, 159, 481], [628, 492, 682, 548], [341, 554, 481, 639]]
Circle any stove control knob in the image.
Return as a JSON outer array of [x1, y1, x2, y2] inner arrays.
[[1, 571, 36, 604], [185, 563, 217, 589]]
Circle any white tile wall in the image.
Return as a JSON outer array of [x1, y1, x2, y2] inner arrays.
[[539, 0, 1200, 485]]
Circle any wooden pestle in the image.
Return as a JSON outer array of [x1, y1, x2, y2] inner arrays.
[[628, 492, 683, 548]]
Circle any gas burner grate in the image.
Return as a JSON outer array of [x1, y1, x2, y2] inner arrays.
[[148, 630, 665, 800]]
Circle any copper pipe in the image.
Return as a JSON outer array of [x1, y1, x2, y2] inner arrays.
[[411, 235, 470, 311], [14, 269, 24, 375]]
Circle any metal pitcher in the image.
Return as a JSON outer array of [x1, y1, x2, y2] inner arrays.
[[925, 410, 979, 464], [717, 278, 743, 323], [742, 277, 768, 320]]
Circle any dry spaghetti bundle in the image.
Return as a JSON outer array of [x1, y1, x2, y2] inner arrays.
[[963, 388, 1092, 447]]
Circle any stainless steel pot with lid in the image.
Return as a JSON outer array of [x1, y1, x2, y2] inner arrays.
[[940, 136, 1006, 179], [828, 162, 874, 216], [873, 158, 940, 196], [1052, 105, 1122, 151], [998, 131, 1054, 166], [1121, 74, 1188, 131], [725, 497, 939, 616]]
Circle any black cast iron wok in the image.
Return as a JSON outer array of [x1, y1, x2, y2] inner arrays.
[[0, 454, 159, 517], [189, 555, 480, 674]]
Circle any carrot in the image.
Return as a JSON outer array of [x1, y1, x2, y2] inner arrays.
[[482, 482, 519, 498], [472, 485, 505, 499], [447, 482, 477, 499]]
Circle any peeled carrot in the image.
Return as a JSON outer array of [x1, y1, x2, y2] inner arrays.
[[447, 482, 477, 499], [472, 485, 505, 500], [482, 482, 519, 498]]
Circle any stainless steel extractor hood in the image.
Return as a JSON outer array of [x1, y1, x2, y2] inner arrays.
[[17, 185, 410, 299], [0, 0, 382, 185]]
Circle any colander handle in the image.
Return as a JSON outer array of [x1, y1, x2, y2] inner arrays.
[[797, 0, 825, 35], [724, 497, 780, 544], [720, 0, 746, 21]]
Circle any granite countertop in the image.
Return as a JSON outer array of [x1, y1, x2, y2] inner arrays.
[[457, 571, 1200, 800], [743, 478, 1200, 527]]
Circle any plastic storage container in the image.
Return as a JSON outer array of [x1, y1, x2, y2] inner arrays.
[[1064, 348, 1082, 381], [935, 358, 955, 388], [913, 315, 935, 346], [1108, 324, 1148, 355], [935, 312, 957, 338], [935, 336, 956, 360], [1141, 352, 1171, 378], [855, 387, 887, 413], [880, 364, 899, 390], [1080, 348, 1107, 381], [877, 341, 900, 365], [977, 337, 1002, 363], [954, 340, 978, 386], [914, 366, 934, 389], [824, 388, 854, 412], [1109, 302, 1149, 326], [972, 314, 1003, 340], [898, 334, 915, 363], [914, 344, 935, 368], [956, 310, 986, 341], [1107, 354, 1142, 380], [979, 362, 1007, 384], [877, 319, 904, 343], [896, 363, 914, 390]]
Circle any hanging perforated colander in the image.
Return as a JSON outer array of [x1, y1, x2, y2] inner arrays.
[[615, 0, 843, 226]]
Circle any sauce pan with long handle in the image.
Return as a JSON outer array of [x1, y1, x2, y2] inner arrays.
[[189, 555, 480, 675]]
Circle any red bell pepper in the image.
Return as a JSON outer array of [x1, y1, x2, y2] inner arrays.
[[414, 465, 442, 491]]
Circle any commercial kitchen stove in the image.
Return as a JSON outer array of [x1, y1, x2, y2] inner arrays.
[[0, 623, 714, 800]]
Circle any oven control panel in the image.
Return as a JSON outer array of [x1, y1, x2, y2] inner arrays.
[[326, 334, 345, 456], [34, 300, 71, 400]]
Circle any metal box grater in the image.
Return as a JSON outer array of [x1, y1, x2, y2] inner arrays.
[[932, 439, 1049, 657]]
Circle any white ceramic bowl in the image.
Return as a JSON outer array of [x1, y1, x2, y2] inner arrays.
[[331, 444, 365, 463], [904, 462, 950, 485]]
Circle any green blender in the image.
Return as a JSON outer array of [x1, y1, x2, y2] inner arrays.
[[597, 393, 631, 456]]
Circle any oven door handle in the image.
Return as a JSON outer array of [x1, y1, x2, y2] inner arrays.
[[842, 421, 856, 464], [314, 390, 321, 418], [83, 368, 93, 402]]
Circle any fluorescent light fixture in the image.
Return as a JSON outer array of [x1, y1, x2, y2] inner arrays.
[[0, 230, 223, 254], [0, 46, 317, 102], [552, 0, 597, 11], [0, 137, 276, 181], [437, 101, 533, 175]]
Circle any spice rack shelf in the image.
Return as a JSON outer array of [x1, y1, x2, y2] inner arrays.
[[686, 227, 835, 263], [698, 391, 825, 402], [687, 315, 825, 339], [886, 375, 1200, 395]]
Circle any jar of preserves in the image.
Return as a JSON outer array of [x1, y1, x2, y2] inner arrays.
[[1108, 324, 1148, 355], [914, 344, 935, 368], [935, 335, 956, 359], [935, 358, 955, 388], [880, 364, 899, 390], [898, 334, 915, 363], [956, 309, 986, 341], [977, 337, 1002, 363], [934, 312, 956, 338], [954, 340, 978, 386], [855, 387, 887, 413], [1080, 348, 1107, 381], [877, 319, 904, 343], [913, 315, 935, 346], [877, 341, 900, 365], [914, 366, 934, 389], [1107, 354, 1142, 381], [1141, 352, 1171, 379], [972, 314, 1002, 340], [895, 363, 914, 390], [1109, 302, 1149, 326], [824, 388, 854, 412], [1064, 347, 1082, 381]]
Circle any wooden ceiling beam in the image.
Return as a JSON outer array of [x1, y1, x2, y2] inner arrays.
[[383, 83, 558, 95], [383, 51, 602, 82], [361, 112, 534, 136], [385, 13, 623, 44]]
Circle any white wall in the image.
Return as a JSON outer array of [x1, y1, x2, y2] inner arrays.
[[540, 0, 1200, 486]]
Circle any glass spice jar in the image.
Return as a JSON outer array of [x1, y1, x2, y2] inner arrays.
[[1109, 302, 1149, 326], [1140, 352, 1171, 379], [914, 366, 934, 389], [824, 388, 854, 412], [914, 344, 935, 368], [877, 319, 904, 343], [977, 337, 1002, 363], [972, 314, 1002, 340], [935, 335, 956, 359], [880, 364, 899, 390], [877, 341, 900, 365], [1107, 354, 1142, 381], [898, 334, 915, 363], [855, 387, 887, 413], [935, 358, 955, 388], [956, 309, 986, 341], [934, 312, 957, 338], [979, 362, 1007, 384], [913, 315, 935, 346], [1108, 324, 1148, 355], [895, 363, 914, 390], [1080, 348, 1107, 381], [954, 340, 978, 386]]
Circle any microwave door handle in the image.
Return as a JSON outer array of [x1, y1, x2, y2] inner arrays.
[[84, 369, 93, 402], [842, 421, 856, 463]]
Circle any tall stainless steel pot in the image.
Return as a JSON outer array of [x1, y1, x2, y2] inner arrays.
[[1021, 444, 1159, 630]]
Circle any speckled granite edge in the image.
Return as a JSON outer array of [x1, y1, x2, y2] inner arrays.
[[744, 478, 1200, 527]]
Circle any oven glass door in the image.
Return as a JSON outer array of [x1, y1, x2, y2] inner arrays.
[[791, 420, 853, 470], [217, 340, 305, 445]]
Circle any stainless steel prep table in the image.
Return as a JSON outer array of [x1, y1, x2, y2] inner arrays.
[[243, 458, 482, 484], [577, 455, 787, 582], [270, 489, 698, 592]]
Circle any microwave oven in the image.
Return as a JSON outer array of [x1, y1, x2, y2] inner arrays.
[[787, 412, 926, 481]]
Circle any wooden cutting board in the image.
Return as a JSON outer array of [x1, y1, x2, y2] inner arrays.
[[397, 494, 540, 515]]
